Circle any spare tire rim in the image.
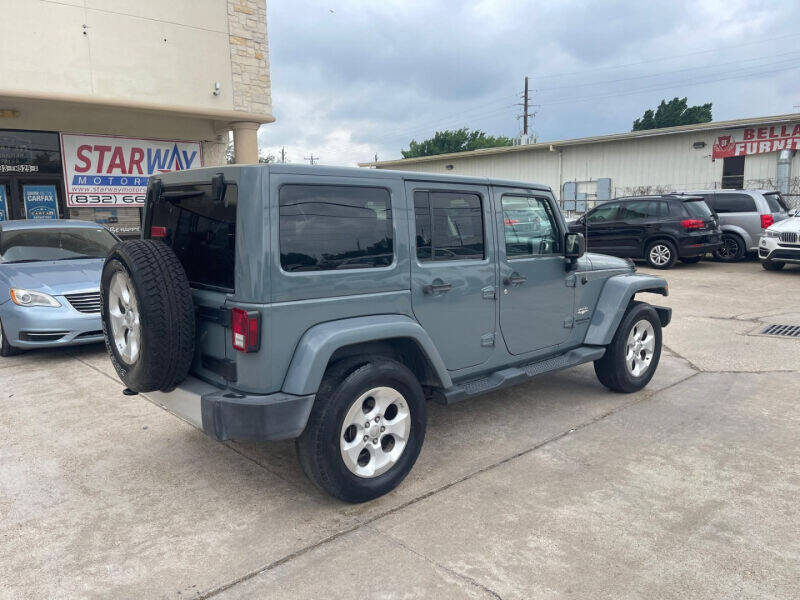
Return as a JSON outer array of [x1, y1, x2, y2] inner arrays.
[[649, 244, 671, 266], [340, 386, 411, 478], [625, 319, 655, 377], [108, 271, 141, 364]]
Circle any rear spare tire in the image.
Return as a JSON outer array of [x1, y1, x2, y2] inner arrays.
[[101, 240, 195, 393]]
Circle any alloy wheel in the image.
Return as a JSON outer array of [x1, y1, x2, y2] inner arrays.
[[339, 386, 411, 478], [625, 319, 655, 377], [108, 270, 141, 363], [649, 244, 671, 267]]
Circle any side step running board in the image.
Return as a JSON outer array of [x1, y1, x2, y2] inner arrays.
[[437, 346, 605, 405]]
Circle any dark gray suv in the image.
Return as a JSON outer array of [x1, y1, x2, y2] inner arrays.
[[99, 165, 671, 502]]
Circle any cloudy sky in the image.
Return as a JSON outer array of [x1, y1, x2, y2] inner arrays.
[[258, 0, 800, 166]]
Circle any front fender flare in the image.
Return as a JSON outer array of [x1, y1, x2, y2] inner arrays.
[[584, 273, 668, 346], [282, 314, 452, 396]]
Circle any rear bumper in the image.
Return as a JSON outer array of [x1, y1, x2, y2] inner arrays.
[[146, 376, 315, 441], [677, 235, 721, 257]]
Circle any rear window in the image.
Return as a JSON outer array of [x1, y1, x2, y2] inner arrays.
[[149, 184, 237, 291], [279, 185, 393, 272], [682, 200, 713, 218], [763, 192, 787, 213], [710, 193, 756, 213]]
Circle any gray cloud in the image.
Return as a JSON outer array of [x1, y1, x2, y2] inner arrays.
[[259, 0, 800, 166]]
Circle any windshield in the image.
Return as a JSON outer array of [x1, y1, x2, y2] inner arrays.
[[763, 192, 788, 213], [682, 200, 713, 218], [0, 227, 118, 263]]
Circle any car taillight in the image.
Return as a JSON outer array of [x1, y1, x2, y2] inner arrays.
[[151, 226, 168, 239], [680, 219, 704, 230], [231, 308, 260, 353], [761, 214, 774, 229], [504, 218, 519, 226]]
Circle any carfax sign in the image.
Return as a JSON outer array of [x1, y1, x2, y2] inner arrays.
[[23, 185, 59, 219], [60, 134, 203, 207], [0, 186, 8, 221]]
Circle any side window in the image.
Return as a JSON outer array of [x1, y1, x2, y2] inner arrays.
[[622, 200, 659, 221], [414, 190, 484, 261], [502, 195, 560, 258], [586, 202, 621, 223], [713, 193, 756, 213], [279, 185, 393, 272]]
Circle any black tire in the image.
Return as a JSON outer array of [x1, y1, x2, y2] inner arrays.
[[594, 301, 662, 393], [762, 260, 785, 271], [101, 240, 195, 393], [645, 239, 677, 269], [0, 317, 22, 357], [679, 256, 702, 264], [713, 233, 745, 262], [296, 357, 426, 503]]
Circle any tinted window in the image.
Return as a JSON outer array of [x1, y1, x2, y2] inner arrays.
[[623, 200, 660, 220], [586, 202, 621, 223], [149, 184, 237, 290], [0, 227, 117, 263], [763, 192, 787, 213], [280, 185, 393, 272], [502, 195, 560, 257], [710, 193, 756, 213], [682, 200, 713, 218], [415, 191, 484, 261]]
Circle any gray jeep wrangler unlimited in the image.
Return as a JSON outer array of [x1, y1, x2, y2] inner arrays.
[[100, 165, 670, 502]]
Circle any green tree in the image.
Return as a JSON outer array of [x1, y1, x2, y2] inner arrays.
[[402, 128, 513, 158], [632, 97, 712, 131]]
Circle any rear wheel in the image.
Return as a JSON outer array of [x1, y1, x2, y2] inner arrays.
[[679, 256, 702, 264], [594, 301, 662, 393], [296, 357, 426, 502], [762, 260, 785, 271], [645, 240, 677, 269], [101, 240, 195, 393], [713, 233, 745, 262], [0, 317, 22, 357]]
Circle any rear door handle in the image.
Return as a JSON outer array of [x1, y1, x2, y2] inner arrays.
[[503, 273, 527, 286], [423, 280, 452, 295]]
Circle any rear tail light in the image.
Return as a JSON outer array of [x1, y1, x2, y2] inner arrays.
[[231, 308, 260, 353], [761, 214, 774, 229], [504, 218, 519, 226], [680, 219, 704, 230], [150, 226, 168, 239]]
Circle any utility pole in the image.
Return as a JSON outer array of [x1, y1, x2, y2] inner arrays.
[[374, 153, 379, 163], [304, 154, 319, 166], [280, 146, 287, 163], [523, 76, 529, 136]]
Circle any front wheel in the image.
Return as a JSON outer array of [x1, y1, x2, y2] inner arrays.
[[296, 357, 426, 502], [645, 240, 677, 269], [594, 301, 662, 393], [0, 317, 22, 357]]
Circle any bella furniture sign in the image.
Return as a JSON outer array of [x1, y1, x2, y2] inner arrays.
[[60, 133, 203, 207], [713, 123, 800, 159]]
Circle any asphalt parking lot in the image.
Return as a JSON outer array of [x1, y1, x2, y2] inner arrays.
[[2, 260, 799, 599]]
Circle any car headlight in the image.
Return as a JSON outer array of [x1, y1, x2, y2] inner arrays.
[[10, 289, 61, 307], [765, 230, 781, 238]]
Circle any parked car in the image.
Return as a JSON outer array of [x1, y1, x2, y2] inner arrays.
[[677, 189, 790, 261], [759, 212, 800, 270], [568, 195, 721, 269], [0, 220, 118, 357], [99, 165, 671, 502]]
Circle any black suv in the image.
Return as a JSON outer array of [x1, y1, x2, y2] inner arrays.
[[568, 195, 721, 269]]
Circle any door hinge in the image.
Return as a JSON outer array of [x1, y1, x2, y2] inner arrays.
[[565, 274, 577, 287], [197, 305, 231, 327], [563, 317, 575, 329], [202, 354, 237, 382], [480, 333, 495, 347], [481, 285, 496, 299]]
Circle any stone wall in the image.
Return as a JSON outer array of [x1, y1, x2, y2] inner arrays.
[[226, 0, 271, 117]]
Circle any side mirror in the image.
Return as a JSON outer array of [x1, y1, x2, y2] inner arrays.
[[564, 232, 585, 270]]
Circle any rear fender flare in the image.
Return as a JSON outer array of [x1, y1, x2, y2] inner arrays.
[[282, 315, 452, 395], [584, 274, 669, 346]]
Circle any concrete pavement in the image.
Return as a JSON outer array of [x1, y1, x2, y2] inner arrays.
[[1, 260, 798, 599]]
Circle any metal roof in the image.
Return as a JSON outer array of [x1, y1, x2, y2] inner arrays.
[[359, 112, 800, 168]]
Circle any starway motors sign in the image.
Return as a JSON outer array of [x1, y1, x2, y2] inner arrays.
[[60, 134, 203, 207], [712, 123, 800, 160]]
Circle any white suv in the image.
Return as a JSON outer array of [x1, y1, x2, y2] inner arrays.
[[759, 212, 800, 270]]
